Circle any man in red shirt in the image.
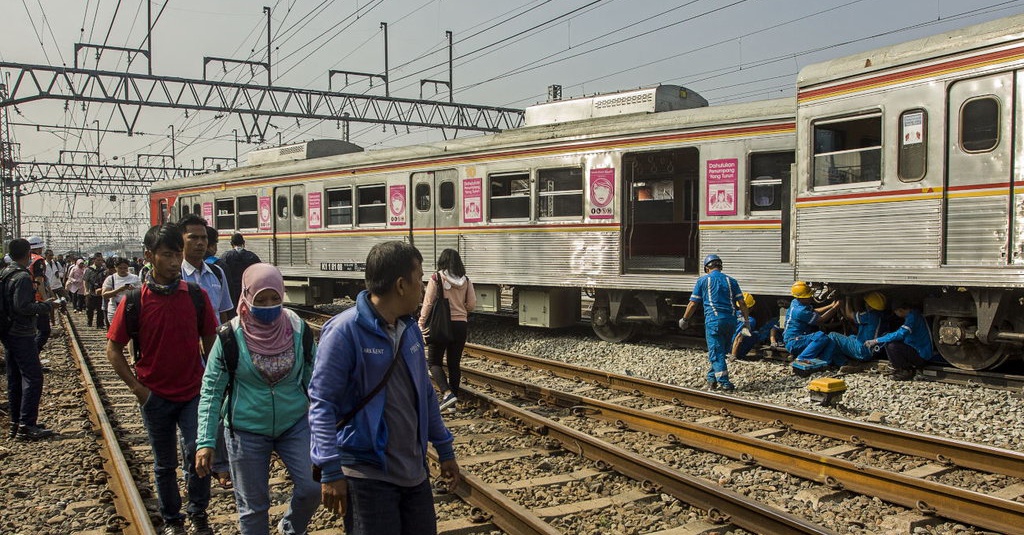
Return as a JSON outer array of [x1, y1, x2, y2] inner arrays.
[[105, 224, 218, 535]]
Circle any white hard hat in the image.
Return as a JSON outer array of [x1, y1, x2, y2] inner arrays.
[[27, 236, 45, 250]]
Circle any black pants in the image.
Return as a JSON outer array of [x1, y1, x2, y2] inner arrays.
[[86, 294, 106, 328], [884, 341, 927, 371], [35, 314, 50, 352], [427, 320, 468, 396]]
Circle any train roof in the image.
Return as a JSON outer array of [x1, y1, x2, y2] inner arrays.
[[797, 13, 1024, 88], [153, 96, 795, 192]]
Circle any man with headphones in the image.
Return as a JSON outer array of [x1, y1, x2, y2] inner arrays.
[[678, 254, 750, 391]]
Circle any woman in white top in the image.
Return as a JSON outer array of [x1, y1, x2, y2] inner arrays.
[[100, 257, 142, 324]]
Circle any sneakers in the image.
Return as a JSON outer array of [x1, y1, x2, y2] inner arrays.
[[719, 382, 736, 392], [189, 514, 213, 535], [16, 424, 54, 441], [160, 521, 186, 535], [439, 392, 458, 411]]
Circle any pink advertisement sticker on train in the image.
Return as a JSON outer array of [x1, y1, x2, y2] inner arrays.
[[388, 185, 407, 226], [589, 168, 615, 219], [202, 202, 214, 227], [463, 178, 482, 223], [706, 158, 737, 216], [258, 196, 271, 230], [308, 192, 322, 229]]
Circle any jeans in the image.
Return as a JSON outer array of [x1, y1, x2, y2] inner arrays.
[[704, 317, 736, 386], [427, 321, 468, 396], [35, 314, 51, 352], [225, 418, 320, 535], [139, 393, 210, 523], [344, 478, 436, 535], [786, 331, 837, 363], [2, 334, 43, 427]]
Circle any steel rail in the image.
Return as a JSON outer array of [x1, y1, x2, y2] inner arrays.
[[464, 366, 1024, 534], [62, 311, 157, 535], [464, 344, 1024, 479], [461, 384, 835, 535]]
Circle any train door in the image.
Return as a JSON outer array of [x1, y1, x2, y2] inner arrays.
[[944, 73, 1014, 265], [411, 169, 460, 272], [273, 185, 307, 266], [622, 148, 700, 273]]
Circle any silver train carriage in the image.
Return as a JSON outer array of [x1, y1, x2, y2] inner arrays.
[[793, 13, 1024, 370], [150, 88, 798, 344]]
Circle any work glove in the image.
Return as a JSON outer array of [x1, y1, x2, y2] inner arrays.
[[678, 317, 690, 331], [864, 339, 878, 349]]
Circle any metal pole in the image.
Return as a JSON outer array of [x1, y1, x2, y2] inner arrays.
[[146, 0, 153, 74], [264, 6, 272, 86], [447, 30, 453, 103], [93, 120, 100, 158], [381, 22, 389, 97], [233, 129, 238, 164], [169, 125, 176, 170]]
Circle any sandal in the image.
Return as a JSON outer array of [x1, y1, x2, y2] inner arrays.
[[214, 472, 233, 490]]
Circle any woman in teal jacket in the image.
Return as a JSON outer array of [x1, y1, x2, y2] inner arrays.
[[196, 264, 319, 535]]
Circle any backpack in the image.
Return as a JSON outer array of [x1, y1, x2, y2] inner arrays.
[[0, 267, 29, 337], [216, 318, 314, 431], [123, 282, 207, 358]]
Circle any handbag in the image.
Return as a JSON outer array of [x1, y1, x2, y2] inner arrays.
[[424, 272, 453, 346]]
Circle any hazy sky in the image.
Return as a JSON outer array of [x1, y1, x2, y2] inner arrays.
[[1, 0, 1022, 248]]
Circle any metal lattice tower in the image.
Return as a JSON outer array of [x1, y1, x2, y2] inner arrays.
[[0, 83, 17, 241]]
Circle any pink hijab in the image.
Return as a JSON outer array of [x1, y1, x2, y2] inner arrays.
[[237, 263, 293, 356]]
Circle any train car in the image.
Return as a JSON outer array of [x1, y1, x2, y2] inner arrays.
[[151, 86, 798, 342], [793, 14, 1024, 369]]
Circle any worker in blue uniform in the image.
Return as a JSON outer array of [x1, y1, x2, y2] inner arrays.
[[865, 300, 934, 381], [729, 292, 780, 360], [678, 254, 749, 391], [828, 292, 886, 371], [784, 281, 841, 371]]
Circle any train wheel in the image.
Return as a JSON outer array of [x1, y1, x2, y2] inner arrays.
[[591, 306, 638, 343], [933, 316, 1012, 370]]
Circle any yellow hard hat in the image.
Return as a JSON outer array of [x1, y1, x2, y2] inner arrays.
[[743, 292, 756, 308], [864, 291, 886, 311], [791, 281, 813, 299]]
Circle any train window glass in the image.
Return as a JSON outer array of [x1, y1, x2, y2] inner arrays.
[[159, 199, 169, 224], [276, 195, 289, 219], [237, 195, 258, 229], [960, 97, 999, 152], [439, 181, 456, 210], [357, 185, 387, 225], [538, 167, 583, 219], [180, 202, 190, 219], [193, 203, 201, 217], [749, 151, 793, 212], [489, 172, 530, 220], [292, 193, 305, 219], [415, 183, 431, 212], [898, 110, 927, 181], [215, 198, 235, 229], [326, 188, 353, 226], [812, 114, 881, 188]]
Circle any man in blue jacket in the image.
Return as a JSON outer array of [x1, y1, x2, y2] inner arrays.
[[309, 241, 460, 535], [865, 300, 934, 381]]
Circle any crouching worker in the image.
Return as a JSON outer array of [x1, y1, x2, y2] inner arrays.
[[865, 300, 934, 381], [828, 292, 886, 373], [728, 292, 779, 360], [309, 241, 460, 535], [195, 263, 320, 535], [786, 281, 841, 374]]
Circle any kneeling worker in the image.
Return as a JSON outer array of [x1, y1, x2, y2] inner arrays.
[[785, 281, 841, 372], [728, 292, 778, 360], [865, 300, 934, 381]]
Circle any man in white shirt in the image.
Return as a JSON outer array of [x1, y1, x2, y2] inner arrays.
[[100, 257, 142, 325]]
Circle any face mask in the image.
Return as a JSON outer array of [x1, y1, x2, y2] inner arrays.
[[250, 304, 283, 323]]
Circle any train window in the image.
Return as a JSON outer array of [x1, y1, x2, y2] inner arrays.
[[276, 195, 289, 219], [415, 183, 431, 212], [357, 185, 387, 225], [960, 97, 999, 152], [898, 110, 927, 181], [812, 114, 881, 188], [292, 194, 305, 219], [193, 203, 201, 217], [215, 198, 235, 229], [489, 172, 530, 220], [237, 195, 258, 229], [326, 188, 353, 226], [538, 167, 583, 219], [749, 152, 793, 212], [159, 199, 169, 224], [180, 202, 190, 219], [439, 181, 456, 210]]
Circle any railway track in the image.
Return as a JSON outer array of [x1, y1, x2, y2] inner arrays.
[[458, 343, 1024, 533]]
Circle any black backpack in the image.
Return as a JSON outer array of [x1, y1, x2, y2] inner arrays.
[[123, 282, 207, 358], [0, 267, 29, 337], [216, 318, 314, 430]]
